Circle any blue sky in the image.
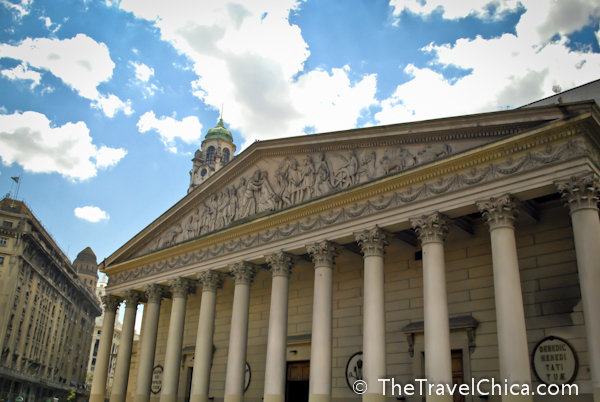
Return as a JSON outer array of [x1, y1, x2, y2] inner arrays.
[[1, 0, 600, 270]]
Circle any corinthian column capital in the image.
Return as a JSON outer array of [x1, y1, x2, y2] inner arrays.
[[101, 295, 122, 313], [229, 262, 258, 286], [144, 284, 168, 303], [197, 270, 223, 292], [354, 226, 389, 257], [555, 172, 600, 213], [123, 290, 144, 307], [306, 240, 339, 268], [168, 277, 195, 298], [476, 194, 519, 230], [411, 212, 450, 245], [265, 251, 296, 278]]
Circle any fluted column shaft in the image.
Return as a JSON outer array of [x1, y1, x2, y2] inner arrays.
[[111, 291, 143, 402], [134, 285, 166, 402], [306, 241, 338, 402], [411, 213, 452, 402], [264, 252, 295, 402], [224, 263, 258, 402], [90, 296, 122, 402], [355, 227, 388, 402], [557, 173, 600, 402], [477, 195, 532, 402], [190, 271, 223, 402], [160, 278, 194, 402]]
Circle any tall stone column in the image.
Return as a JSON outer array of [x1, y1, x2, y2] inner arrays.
[[160, 278, 195, 402], [556, 173, 600, 402], [111, 290, 143, 402], [306, 241, 338, 402], [355, 227, 389, 402], [263, 252, 295, 402], [134, 284, 167, 402], [224, 262, 258, 402], [190, 271, 223, 402], [90, 295, 122, 402], [411, 213, 452, 402], [477, 195, 532, 402]]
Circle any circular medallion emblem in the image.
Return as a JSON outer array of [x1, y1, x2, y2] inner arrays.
[[345, 352, 363, 390], [532, 336, 578, 385], [244, 362, 251, 392], [151, 365, 163, 394]]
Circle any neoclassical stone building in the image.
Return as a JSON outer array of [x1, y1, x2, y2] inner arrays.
[[95, 101, 600, 402]]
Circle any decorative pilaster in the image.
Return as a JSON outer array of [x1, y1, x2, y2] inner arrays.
[[197, 270, 223, 293], [477, 194, 519, 230], [355, 226, 389, 257], [556, 172, 600, 213], [306, 240, 339, 268], [305, 241, 338, 402], [191, 271, 223, 402], [229, 261, 258, 285], [476, 195, 532, 401], [135, 285, 167, 402], [556, 173, 600, 402], [90, 295, 122, 402], [411, 212, 450, 244], [265, 251, 295, 277], [264, 252, 296, 402]]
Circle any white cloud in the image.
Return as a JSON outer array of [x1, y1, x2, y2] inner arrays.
[[1, 63, 41, 89], [130, 61, 154, 82], [390, 0, 520, 20], [0, 34, 131, 117], [378, 1, 600, 125], [120, 0, 377, 147], [1, 0, 33, 18], [137, 111, 203, 152], [0, 111, 127, 180], [93, 94, 134, 118], [74, 206, 110, 222]]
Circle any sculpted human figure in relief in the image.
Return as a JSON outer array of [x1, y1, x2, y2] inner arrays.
[[239, 170, 275, 218], [298, 156, 316, 203], [315, 153, 333, 197]]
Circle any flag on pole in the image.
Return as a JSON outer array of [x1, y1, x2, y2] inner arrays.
[[11, 176, 19, 183]]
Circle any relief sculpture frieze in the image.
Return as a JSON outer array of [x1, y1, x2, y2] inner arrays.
[[144, 144, 454, 255]]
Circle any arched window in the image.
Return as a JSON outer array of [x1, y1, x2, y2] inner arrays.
[[201, 169, 207, 177], [206, 146, 216, 163], [223, 148, 230, 163]]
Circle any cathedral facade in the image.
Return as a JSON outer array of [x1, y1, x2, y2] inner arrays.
[[94, 101, 600, 402]]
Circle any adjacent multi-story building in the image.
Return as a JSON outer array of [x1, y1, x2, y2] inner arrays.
[[0, 197, 102, 402]]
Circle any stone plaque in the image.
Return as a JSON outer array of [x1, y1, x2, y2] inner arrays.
[[345, 352, 363, 390], [151, 365, 163, 394], [245, 362, 251, 392], [532, 336, 578, 385]]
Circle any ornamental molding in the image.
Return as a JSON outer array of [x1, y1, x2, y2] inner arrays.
[[229, 262, 258, 286], [265, 251, 295, 278], [144, 284, 168, 303], [108, 135, 594, 285], [306, 240, 339, 268], [555, 172, 600, 213], [477, 194, 519, 230], [168, 277, 195, 298], [411, 212, 450, 245], [354, 226, 390, 257], [197, 270, 223, 292], [102, 295, 122, 312]]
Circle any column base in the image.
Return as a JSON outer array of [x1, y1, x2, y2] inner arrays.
[[224, 394, 243, 402], [159, 394, 178, 402], [363, 393, 387, 402], [501, 395, 532, 402], [134, 394, 151, 402], [309, 394, 331, 402], [189, 395, 209, 402], [426, 394, 453, 402], [90, 394, 106, 402], [264, 394, 284, 402], [110, 393, 126, 402]]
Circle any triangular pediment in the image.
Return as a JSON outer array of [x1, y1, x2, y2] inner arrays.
[[104, 104, 584, 267]]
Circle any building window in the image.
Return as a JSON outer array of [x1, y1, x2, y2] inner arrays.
[[206, 146, 216, 163], [201, 168, 207, 177], [3, 220, 13, 228], [0, 256, 4, 265], [223, 148, 230, 163], [0, 238, 7, 247]]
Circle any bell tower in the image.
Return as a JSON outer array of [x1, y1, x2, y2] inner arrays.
[[188, 118, 236, 193]]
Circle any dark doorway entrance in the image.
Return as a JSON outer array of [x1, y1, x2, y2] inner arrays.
[[286, 361, 310, 402]]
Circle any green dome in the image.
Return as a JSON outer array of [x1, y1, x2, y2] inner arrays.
[[205, 119, 233, 142]]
